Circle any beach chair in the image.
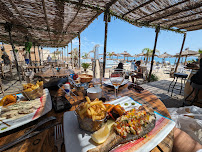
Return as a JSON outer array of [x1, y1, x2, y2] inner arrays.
[[135, 67, 148, 84], [0, 63, 13, 79]]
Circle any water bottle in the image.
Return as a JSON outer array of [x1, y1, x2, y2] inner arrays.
[[64, 82, 70, 95]]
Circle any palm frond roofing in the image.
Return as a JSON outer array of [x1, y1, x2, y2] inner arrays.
[[0, 0, 202, 47]]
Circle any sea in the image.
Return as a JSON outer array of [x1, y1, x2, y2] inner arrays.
[[81, 56, 198, 68]]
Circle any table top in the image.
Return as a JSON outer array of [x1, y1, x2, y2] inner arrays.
[[35, 68, 71, 78], [26, 66, 44, 69], [0, 83, 173, 152]]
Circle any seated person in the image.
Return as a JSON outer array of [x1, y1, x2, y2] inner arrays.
[[115, 62, 123, 71], [191, 59, 202, 85], [131, 61, 143, 83]]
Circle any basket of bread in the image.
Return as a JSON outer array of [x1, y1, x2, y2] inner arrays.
[[22, 81, 43, 100], [78, 74, 93, 83]]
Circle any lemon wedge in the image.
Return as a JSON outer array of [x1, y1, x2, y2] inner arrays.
[[91, 120, 115, 144]]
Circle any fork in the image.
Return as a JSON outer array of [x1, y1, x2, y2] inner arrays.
[[54, 124, 64, 152]]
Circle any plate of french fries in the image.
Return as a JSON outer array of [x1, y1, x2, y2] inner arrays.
[[75, 97, 107, 132]]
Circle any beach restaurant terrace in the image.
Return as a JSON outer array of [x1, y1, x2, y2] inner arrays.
[[0, 1, 202, 152], [0, 0, 202, 81]]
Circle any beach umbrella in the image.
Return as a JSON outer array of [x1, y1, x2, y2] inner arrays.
[[120, 51, 129, 61], [111, 52, 117, 59], [125, 53, 132, 61], [158, 52, 172, 63], [115, 53, 121, 59], [176, 48, 199, 63]]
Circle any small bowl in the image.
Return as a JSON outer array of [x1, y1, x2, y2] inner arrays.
[[87, 87, 102, 100]]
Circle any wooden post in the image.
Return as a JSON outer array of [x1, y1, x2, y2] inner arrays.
[[62, 47, 64, 60], [41, 46, 43, 64], [71, 40, 73, 68], [148, 25, 160, 82], [78, 33, 81, 68], [103, 10, 110, 77], [67, 44, 68, 62], [38, 45, 41, 65], [174, 33, 186, 73], [33, 43, 37, 66], [5, 23, 21, 83]]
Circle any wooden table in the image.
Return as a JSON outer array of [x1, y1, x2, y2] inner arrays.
[[35, 68, 72, 79], [26, 66, 44, 72], [0, 83, 173, 152]]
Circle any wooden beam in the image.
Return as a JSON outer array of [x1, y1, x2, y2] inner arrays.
[[78, 33, 81, 68], [5, 23, 22, 83], [135, 0, 189, 21], [148, 2, 202, 23], [160, 11, 202, 25], [178, 22, 202, 30], [122, 0, 154, 18], [170, 17, 202, 28], [186, 24, 202, 31], [174, 33, 186, 73], [41, 0, 52, 42], [58, 0, 84, 45], [8, 0, 36, 41], [148, 25, 160, 82]]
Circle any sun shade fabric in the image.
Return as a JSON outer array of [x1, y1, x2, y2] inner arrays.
[[0, 0, 202, 47]]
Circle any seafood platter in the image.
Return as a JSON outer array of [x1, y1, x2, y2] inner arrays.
[[63, 96, 175, 152]]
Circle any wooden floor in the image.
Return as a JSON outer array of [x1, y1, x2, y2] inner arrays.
[[140, 78, 185, 108]]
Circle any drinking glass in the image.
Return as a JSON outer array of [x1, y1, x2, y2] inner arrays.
[[109, 69, 126, 99]]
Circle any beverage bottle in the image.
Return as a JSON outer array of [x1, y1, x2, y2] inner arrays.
[[64, 82, 70, 95]]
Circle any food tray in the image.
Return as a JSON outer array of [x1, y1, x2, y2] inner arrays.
[[63, 96, 175, 152]]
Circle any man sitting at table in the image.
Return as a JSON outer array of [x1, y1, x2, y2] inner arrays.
[[131, 61, 143, 83]]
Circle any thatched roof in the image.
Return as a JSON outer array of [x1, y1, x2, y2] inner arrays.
[[1, 0, 202, 47], [176, 48, 199, 56], [158, 52, 172, 58]]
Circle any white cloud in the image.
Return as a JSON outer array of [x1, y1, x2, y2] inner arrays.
[[72, 39, 79, 45]]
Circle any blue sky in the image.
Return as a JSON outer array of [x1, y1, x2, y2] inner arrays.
[[44, 13, 202, 57]]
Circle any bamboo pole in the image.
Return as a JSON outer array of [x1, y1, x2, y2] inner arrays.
[[174, 33, 186, 73], [33, 43, 37, 66], [41, 46, 43, 64], [38, 45, 41, 65], [78, 33, 81, 68], [148, 25, 160, 82], [5, 23, 21, 83], [71, 40, 73, 68], [62, 48, 63, 60], [67, 44, 68, 62], [103, 11, 109, 77]]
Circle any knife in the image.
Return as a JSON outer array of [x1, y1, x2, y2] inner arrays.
[[0, 117, 57, 152]]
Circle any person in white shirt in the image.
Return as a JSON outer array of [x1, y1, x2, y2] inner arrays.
[[47, 55, 52, 62]]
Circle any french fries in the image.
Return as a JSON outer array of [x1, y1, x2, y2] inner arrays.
[[23, 81, 43, 92], [77, 96, 106, 121]]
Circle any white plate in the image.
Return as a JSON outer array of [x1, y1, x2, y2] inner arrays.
[[103, 79, 129, 86], [63, 96, 175, 152], [0, 89, 52, 133]]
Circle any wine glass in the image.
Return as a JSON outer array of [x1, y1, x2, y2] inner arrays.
[[109, 69, 126, 99]]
